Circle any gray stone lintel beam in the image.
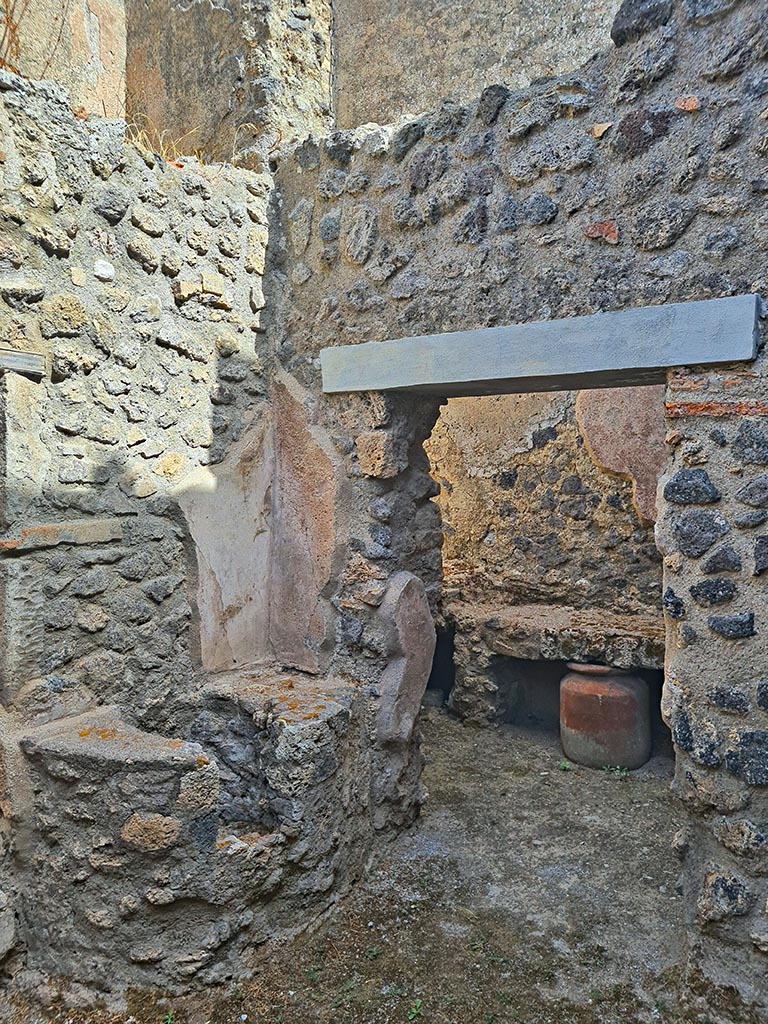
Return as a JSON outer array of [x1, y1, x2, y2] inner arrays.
[[320, 294, 761, 397], [0, 348, 45, 380]]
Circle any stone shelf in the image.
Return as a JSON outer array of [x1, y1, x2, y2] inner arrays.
[[451, 602, 665, 670]]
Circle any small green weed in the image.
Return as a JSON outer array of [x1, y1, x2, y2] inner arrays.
[[602, 765, 629, 779], [364, 945, 382, 960], [331, 978, 359, 1009], [559, 760, 571, 771], [408, 998, 423, 1020], [162, 1014, 175, 1024]]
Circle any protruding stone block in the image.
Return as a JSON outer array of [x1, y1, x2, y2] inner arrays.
[[375, 572, 436, 746]]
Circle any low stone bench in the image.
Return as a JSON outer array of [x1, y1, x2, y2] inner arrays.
[[449, 602, 664, 724], [4, 669, 410, 994]]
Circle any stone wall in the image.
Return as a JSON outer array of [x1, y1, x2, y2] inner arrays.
[[659, 358, 768, 1010], [428, 390, 663, 614], [332, 0, 669, 720], [125, 0, 333, 164], [0, 71, 271, 717], [0, 0, 126, 118], [3, 0, 768, 1014], [0, 69, 430, 1003], [270, 0, 768, 1011], [333, 0, 621, 128]]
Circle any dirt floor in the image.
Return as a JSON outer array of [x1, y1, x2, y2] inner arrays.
[[8, 705, 689, 1024]]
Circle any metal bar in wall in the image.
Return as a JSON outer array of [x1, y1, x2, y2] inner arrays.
[[320, 294, 762, 397]]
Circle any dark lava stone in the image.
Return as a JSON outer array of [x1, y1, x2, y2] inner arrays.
[[495, 469, 518, 490], [702, 545, 742, 574], [406, 144, 450, 194], [680, 624, 698, 645], [323, 132, 354, 166], [497, 196, 520, 232], [671, 707, 694, 751], [476, 84, 510, 126], [673, 510, 730, 557], [684, 0, 739, 24], [734, 510, 768, 529], [532, 426, 557, 448], [392, 120, 425, 162], [733, 422, 768, 465], [755, 537, 768, 577], [725, 731, 768, 785], [710, 428, 727, 447], [671, 709, 721, 766], [453, 198, 488, 243], [707, 612, 756, 640], [702, 874, 753, 917], [757, 681, 768, 712], [707, 687, 751, 714], [522, 193, 559, 226], [632, 201, 696, 251], [613, 108, 673, 158], [664, 468, 721, 505], [611, 0, 673, 45], [560, 474, 585, 495], [93, 185, 130, 224], [663, 587, 686, 619], [736, 475, 768, 508], [690, 577, 737, 607], [336, 613, 364, 646]]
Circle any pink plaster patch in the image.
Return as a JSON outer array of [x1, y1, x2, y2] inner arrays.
[[575, 385, 667, 524]]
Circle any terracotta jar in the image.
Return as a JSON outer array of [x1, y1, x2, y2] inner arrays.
[[560, 662, 651, 770]]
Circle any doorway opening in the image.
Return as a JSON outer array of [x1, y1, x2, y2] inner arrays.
[[422, 386, 672, 770]]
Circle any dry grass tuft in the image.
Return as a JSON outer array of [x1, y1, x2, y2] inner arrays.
[[125, 112, 204, 166]]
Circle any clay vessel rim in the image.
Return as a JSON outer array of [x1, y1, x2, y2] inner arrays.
[[565, 662, 629, 676]]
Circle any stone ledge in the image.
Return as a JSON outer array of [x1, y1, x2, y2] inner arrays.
[[0, 519, 124, 554], [200, 669, 359, 726], [451, 602, 665, 669], [20, 706, 207, 771], [321, 294, 760, 398]]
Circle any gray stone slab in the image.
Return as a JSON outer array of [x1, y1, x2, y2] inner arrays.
[[0, 348, 45, 380], [321, 294, 761, 397]]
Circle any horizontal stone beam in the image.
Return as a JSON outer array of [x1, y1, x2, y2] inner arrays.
[[320, 294, 761, 397], [0, 348, 45, 380]]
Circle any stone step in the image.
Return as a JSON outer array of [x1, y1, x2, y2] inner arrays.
[[20, 705, 208, 773]]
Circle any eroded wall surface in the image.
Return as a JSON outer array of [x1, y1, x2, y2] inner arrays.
[[429, 389, 667, 602], [333, 0, 621, 128], [0, 0, 126, 117], [270, 0, 768, 1010], [427, 386, 668, 719], [125, 0, 333, 164]]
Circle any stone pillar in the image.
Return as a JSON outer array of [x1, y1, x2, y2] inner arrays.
[[659, 352, 768, 1017]]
